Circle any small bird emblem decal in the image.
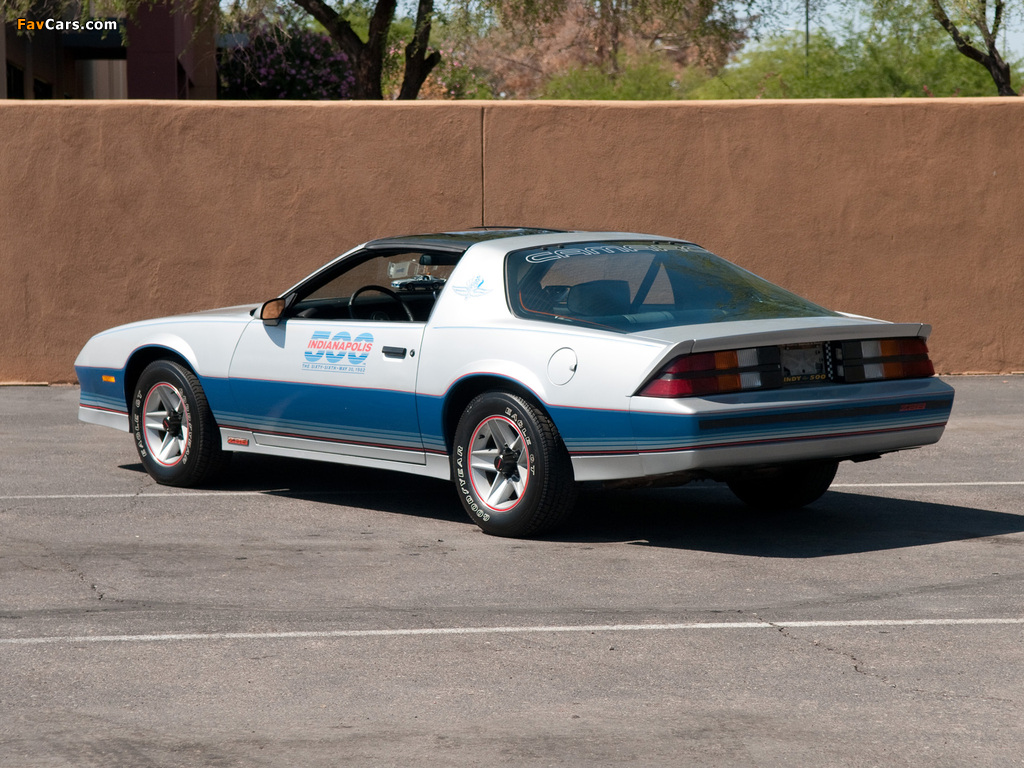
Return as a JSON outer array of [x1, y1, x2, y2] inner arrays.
[[453, 276, 491, 299]]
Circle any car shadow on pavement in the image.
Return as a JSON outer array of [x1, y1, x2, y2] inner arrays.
[[120, 454, 466, 525], [120, 457, 1024, 556], [558, 485, 1024, 557]]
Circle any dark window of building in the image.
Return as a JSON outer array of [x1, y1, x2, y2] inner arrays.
[[6, 63, 25, 98], [177, 62, 188, 98], [33, 78, 53, 99]]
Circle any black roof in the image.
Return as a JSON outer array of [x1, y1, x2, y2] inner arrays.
[[365, 227, 568, 254]]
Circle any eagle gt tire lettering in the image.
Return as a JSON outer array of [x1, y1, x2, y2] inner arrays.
[[132, 359, 226, 487], [452, 391, 576, 537]]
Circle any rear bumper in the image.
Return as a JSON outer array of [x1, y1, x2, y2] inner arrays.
[[639, 423, 946, 477], [569, 377, 953, 481]]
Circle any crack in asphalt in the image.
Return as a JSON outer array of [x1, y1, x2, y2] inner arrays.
[[763, 617, 1019, 706], [55, 555, 106, 601], [766, 619, 895, 687]]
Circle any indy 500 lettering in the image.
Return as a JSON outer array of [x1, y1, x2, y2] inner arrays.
[[303, 330, 374, 374]]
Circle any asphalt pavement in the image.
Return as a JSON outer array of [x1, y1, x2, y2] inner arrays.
[[1, 377, 1022, 766]]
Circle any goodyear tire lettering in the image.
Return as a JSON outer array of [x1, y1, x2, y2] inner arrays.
[[451, 390, 575, 536]]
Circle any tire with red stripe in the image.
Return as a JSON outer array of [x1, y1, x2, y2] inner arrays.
[[452, 391, 576, 537], [131, 360, 227, 487]]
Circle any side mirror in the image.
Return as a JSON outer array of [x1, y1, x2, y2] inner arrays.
[[260, 298, 287, 326]]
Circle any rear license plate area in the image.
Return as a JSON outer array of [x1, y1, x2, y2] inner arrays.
[[780, 343, 828, 385]]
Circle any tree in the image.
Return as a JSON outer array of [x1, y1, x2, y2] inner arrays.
[[692, 0, 1018, 97], [467, 0, 748, 97], [282, 0, 441, 98], [719, 0, 1019, 96], [919, 0, 1017, 94]]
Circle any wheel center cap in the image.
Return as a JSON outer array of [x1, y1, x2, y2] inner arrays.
[[163, 414, 182, 437], [494, 446, 521, 479]]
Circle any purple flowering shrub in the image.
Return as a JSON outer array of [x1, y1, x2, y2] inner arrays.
[[219, 24, 356, 100]]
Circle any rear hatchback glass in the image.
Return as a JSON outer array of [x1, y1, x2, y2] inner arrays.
[[506, 241, 838, 333]]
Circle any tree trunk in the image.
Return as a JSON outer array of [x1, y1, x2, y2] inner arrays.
[[293, 0, 395, 100], [985, 54, 1017, 96], [928, 0, 1017, 96], [398, 0, 441, 99], [350, 49, 385, 99]]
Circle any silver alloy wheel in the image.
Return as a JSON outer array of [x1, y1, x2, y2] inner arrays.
[[468, 415, 530, 511], [453, 390, 576, 536], [142, 383, 189, 466]]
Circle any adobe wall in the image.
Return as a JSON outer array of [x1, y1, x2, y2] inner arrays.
[[482, 100, 1024, 377], [0, 101, 484, 383], [1, 99, 1022, 382]]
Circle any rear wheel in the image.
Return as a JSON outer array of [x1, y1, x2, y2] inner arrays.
[[726, 460, 839, 511], [131, 360, 227, 487], [452, 391, 576, 537]]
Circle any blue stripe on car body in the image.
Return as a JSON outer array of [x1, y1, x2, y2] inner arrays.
[[209, 375, 424, 452], [78, 358, 954, 465], [76, 365, 129, 414]]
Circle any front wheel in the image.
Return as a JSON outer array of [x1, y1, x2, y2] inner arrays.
[[452, 391, 576, 537], [131, 360, 227, 487], [726, 460, 839, 511]]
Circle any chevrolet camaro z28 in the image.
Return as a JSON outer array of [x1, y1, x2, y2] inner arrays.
[[75, 228, 954, 537]]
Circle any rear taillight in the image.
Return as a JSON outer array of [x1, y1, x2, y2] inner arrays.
[[639, 337, 934, 398], [837, 338, 934, 382], [640, 348, 780, 397]]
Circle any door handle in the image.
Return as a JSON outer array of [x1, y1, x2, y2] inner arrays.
[[382, 346, 407, 359]]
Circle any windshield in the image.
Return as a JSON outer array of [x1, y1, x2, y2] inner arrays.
[[506, 241, 838, 332]]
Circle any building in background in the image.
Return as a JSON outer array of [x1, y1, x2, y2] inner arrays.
[[2, 1, 216, 99]]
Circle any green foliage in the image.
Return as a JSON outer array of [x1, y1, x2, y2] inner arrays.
[[345, 4, 489, 96], [381, 15, 419, 95], [540, 53, 711, 98], [691, 0, 1019, 97], [424, 44, 496, 97], [423, 5, 498, 97]]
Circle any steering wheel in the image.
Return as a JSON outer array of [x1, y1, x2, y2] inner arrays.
[[348, 285, 415, 322]]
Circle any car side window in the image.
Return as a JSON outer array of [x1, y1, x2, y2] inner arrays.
[[303, 256, 388, 303], [292, 250, 457, 322]]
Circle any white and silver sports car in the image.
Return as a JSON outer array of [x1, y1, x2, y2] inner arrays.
[[75, 228, 954, 536]]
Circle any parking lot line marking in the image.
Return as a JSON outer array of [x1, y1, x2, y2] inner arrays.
[[2, 618, 1022, 647], [831, 482, 1024, 487], [0, 490, 411, 500], [4, 482, 1023, 501]]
